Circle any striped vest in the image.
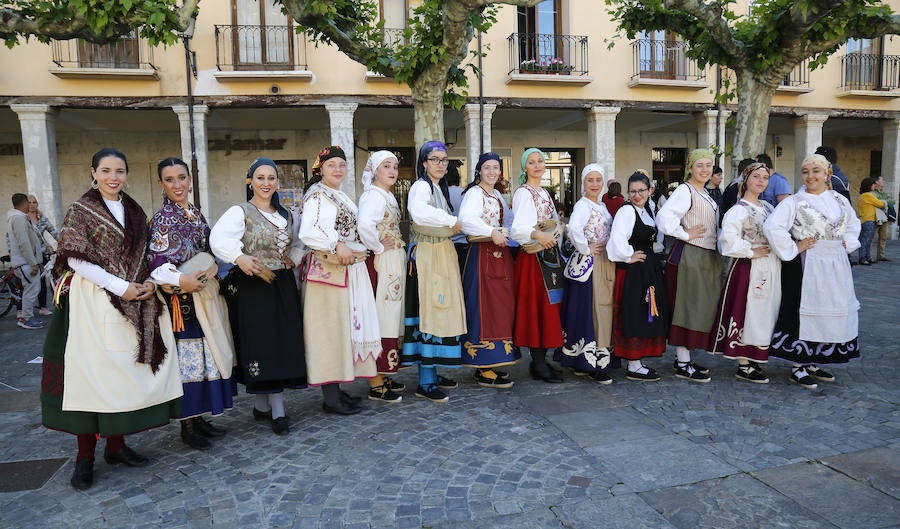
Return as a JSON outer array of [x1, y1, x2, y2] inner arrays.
[[681, 184, 718, 250]]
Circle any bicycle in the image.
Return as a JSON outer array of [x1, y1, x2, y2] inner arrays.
[[0, 255, 24, 318]]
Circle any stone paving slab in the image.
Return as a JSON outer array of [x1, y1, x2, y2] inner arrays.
[[821, 447, 900, 500], [551, 494, 677, 529], [544, 407, 671, 448], [639, 472, 839, 529], [753, 461, 900, 529]]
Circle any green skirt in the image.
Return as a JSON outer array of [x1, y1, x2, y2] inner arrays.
[[41, 297, 182, 436]]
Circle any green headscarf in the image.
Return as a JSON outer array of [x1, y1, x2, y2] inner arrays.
[[684, 148, 715, 182], [520, 147, 546, 185]]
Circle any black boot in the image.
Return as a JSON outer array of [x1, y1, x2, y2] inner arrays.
[[196, 417, 227, 437], [70, 460, 93, 490], [529, 348, 562, 383], [180, 419, 211, 450], [322, 383, 361, 415]]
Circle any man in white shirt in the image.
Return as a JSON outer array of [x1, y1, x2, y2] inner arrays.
[[7, 193, 44, 329]]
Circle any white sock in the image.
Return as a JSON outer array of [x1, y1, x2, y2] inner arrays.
[[255, 394, 271, 412], [627, 360, 648, 374], [268, 393, 285, 419], [675, 346, 692, 363]]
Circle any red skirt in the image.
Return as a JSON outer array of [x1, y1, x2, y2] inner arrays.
[[513, 252, 563, 348], [612, 268, 666, 360]]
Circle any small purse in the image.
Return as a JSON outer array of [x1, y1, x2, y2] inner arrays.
[[563, 252, 593, 282], [303, 252, 349, 288]]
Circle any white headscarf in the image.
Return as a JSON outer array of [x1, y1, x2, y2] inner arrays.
[[580, 163, 605, 196], [362, 150, 398, 189]]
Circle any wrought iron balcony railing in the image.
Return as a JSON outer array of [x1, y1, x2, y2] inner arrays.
[[781, 59, 810, 87], [631, 39, 704, 82], [507, 33, 589, 76], [840, 53, 900, 91], [51, 36, 155, 70], [215, 25, 307, 71]]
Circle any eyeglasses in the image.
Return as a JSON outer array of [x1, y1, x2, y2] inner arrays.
[[427, 158, 450, 165], [628, 188, 649, 195]]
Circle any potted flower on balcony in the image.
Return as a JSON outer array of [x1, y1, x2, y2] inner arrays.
[[519, 59, 540, 74], [546, 57, 572, 75]]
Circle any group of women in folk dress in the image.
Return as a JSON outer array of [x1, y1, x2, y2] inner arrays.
[[40, 145, 862, 491]]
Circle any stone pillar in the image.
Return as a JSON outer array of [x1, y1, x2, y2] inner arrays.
[[881, 118, 900, 240], [11, 104, 63, 228], [793, 113, 829, 190], [325, 102, 358, 199], [172, 104, 211, 216], [462, 103, 497, 184], [695, 109, 730, 168], [586, 106, 620, 186]]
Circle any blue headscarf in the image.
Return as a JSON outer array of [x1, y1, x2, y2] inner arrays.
[[246, 157, 289, 221], [416, 141, 453, 212], [464, 152, 502, 194]]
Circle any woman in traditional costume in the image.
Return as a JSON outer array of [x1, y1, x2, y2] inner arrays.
[[358, 150, 407, 402], [510, 148, 564, 383], [763, 154, 861, 388], [401, 141, 466, 403], [42, 148, 182, 490], [300, 146, 382, 414], [458, 152, 520, 388], [710, 162, 780, 383], [656, 149, 719, 382], [555, 164, 616, 384], [209, 158, 306, 435], [607, 171, 668, 381], [148, 157, 237, 449]]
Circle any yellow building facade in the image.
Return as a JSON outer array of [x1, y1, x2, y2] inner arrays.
[[2, 0, 899, 239]]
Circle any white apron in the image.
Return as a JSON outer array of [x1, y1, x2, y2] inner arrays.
[[742, 253, 781, 346], [63, 275, 183, 413], [348, 261, 383, 363], [192, 278, 237, 379], [374, 247, 406, 339], [798, 240, 859, 343]]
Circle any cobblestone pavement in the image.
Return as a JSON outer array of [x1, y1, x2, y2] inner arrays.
[[1, 243, 898, 529]]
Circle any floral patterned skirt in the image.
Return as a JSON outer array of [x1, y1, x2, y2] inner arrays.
[[171, 316, 238, 419]]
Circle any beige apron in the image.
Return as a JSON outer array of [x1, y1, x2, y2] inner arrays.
[[415, 240, 467, 338], [374, 247, 406, 339], [192, 278, 237, 378]]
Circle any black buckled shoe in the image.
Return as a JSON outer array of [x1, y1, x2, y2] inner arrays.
[[590, 371, 613, 385], [436, 375, 458, 390], [673, 360, 709, 375], [323, 400, 363, 415], [181, 419, 211, 450], [368, 384, 403, 403], [674, 361, 711, 383], [625, 366, 660, 382], [415, 385, 449, 403], [103, 445, 150, 467], [70, 460, 94, 490], [384, 376, 406, 392], [790, 367, 818, 389], [529, 362, 563, 383], [474, 369, 514, 389], [197, 417, 227, 437], [805, 365, 835, 382], [735, 364, 769, 384]]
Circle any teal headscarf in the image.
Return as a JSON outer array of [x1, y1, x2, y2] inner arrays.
[[684, 148, 715, 182], [519, 147, 546, 185]]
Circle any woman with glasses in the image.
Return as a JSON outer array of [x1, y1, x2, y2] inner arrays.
[[555, 164, 616, 384], [458, 153, 519, 388], [656, 149, 720, 382], [401, 141, 466, 403], [511, 148, 564, 384], [607, 171, 669, 381]]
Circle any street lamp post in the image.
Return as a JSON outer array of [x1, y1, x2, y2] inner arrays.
[[178, 12, 201, 210]]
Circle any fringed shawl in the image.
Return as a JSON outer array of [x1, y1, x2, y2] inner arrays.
[[54, 188, 168, 373]]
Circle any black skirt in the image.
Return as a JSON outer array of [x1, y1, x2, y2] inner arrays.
[[227, 269, 307, 392], [617, 256, 669, 339]]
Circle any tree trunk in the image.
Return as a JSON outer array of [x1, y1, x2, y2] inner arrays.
[[412, 71, 447, 151], [730, 73, 779, 177]]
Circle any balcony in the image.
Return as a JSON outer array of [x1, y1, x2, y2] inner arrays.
[[506, 33, 592, 85], [629, 39, 706, 89], [776, 59, 812, 94], [49, 37, 157, 79], [214, 25, 311, 82], [839, 53, 900, 98]]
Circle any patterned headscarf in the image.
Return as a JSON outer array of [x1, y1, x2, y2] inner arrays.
[[246, 157, 289, 221], [362, 150, 398, 190], [580, 163, 605, 197], [684, 148, 715, 181], [738, 162, 767, 197], [311, 145, 346, 181], [520, 147, 546, 185], [416, 141, 452, 211]]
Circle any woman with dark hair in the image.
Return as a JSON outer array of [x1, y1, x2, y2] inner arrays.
[[856, 177, 885, 265], [300, 146, 382, 414], [764, 154, 861, 388], [656, 148, 720, 382], [602, 181, 626, 218], [710, 162, 780, 383], [458, 152, 519, 388], [607, 171, 669, 381], [511, 148, 564, 383], [556, 164, 616, 383], [148, 157, 236, 449], [210, 158, 306, 434], [401, 141, 466, 403], [42, 148, 182, 490], [358, 150, 407, 402]]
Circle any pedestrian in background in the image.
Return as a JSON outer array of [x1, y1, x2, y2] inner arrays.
[[602, 181, 626, 218], [720, 158, 757, 224], [856, 177, 885, 266], [815, 146, 851, 203], [26, 194, 56, 316], [872, 175, 896, 262], [7, 193, 43, 329], [705, 165, 724, 210], [757, 153, 792, 207]]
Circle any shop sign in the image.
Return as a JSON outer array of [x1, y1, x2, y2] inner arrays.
[[209, 135, 287, 156]]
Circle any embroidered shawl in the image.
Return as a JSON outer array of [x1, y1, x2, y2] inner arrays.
[[54, 188, 168, 373], [148, 197, 210, 271]]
